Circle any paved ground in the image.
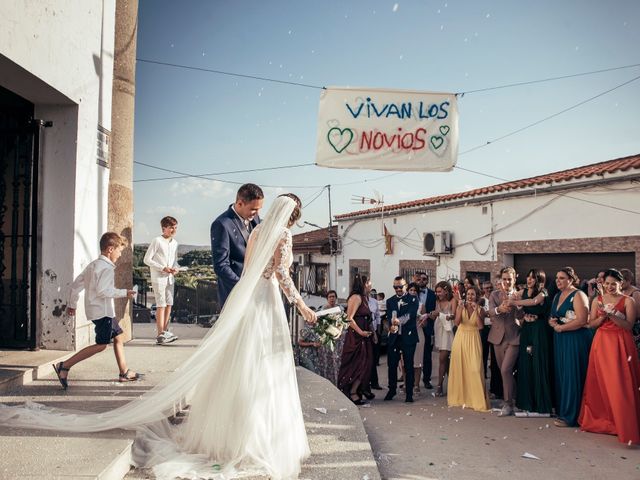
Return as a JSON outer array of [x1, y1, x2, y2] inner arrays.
[[0, 323, 379, 480], [361, 353, 640, 480], [2, 323, 638, 479]]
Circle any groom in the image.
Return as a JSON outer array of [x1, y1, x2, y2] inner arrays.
[[211, 183, 264, 307]]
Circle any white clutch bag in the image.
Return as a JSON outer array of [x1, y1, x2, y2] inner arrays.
[[440, 312, 453, 332]]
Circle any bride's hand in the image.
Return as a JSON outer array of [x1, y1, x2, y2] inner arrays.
[[299, 304, 316, 324]]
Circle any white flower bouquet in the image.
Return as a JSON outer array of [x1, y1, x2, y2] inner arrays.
[[558, 310, 576, 324], [603, 303, 626, 321], [313, 307, 350, 351]]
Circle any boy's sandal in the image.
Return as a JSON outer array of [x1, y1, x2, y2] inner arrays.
[[119, 369, 144, 382], [554, 419, 569, 427], [52, 362, 70, 390]]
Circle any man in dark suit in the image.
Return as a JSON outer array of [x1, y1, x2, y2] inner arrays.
[[385, 276, 420, 403], [417, 272, 437, 389], [211, 183, 264, 307]]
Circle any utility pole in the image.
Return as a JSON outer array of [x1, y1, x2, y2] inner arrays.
[[109, 0, 138, 341]]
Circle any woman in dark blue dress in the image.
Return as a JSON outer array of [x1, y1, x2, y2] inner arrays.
[[548, 267, 593, 427], [509, 269, 553, 414]]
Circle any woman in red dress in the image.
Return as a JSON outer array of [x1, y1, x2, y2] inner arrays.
[[338, 275, 375, 405], [579, 268, 640, 445]]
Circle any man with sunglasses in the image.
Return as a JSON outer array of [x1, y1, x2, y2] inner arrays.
[[385, 276, 419, 402]]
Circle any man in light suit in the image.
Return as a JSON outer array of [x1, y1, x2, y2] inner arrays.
[[211, 183, 264, 307], [488, 266, 522, 416]]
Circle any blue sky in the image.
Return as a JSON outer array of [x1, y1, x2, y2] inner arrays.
[[133, 0, 640, 245]]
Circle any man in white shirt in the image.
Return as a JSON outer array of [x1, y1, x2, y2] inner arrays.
[[368, 289, 383, 390], [52, 232, 140, 390], [144, 216, 180, 345]]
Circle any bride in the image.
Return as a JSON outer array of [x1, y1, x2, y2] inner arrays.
[[0, 193, 317, 479]]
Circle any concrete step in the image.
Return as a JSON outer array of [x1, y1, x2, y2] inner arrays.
[[1, 325, 380, 479], [0, 348, 71, 395]]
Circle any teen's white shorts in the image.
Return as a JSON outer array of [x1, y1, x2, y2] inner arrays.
[[152, 279, 174, 307]]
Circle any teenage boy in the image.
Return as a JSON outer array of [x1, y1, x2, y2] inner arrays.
[[144, 216, 180, 345]]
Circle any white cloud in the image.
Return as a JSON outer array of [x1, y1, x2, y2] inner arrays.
[[169, 178, 234, 199], [134, 221, 151, 243], [145, 205, 187, 216]]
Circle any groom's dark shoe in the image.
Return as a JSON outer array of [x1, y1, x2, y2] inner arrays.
[[384, 390, 396, 401], [405, 396, 414, 403]]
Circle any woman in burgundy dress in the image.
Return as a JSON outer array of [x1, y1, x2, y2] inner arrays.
[[338, 274, 375, 405]]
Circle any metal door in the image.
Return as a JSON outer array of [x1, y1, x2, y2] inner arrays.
[[0, 108, 43, 348]]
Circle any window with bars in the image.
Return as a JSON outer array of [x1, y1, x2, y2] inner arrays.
[[399, 267, 436, 289]]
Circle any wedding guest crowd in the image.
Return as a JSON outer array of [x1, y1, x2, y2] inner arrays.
[[298, 263, 640, 446]]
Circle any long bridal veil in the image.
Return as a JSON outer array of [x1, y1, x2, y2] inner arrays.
[[0, 196, 308, 479]]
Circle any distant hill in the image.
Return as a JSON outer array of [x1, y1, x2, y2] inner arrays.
[[135, 244, 210, 256], [178, 244, 210, 255]]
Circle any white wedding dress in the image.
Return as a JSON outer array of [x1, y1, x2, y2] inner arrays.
[[0, 197, 310, 479]]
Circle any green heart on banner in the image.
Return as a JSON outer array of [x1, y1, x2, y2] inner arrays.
[[439, 125, 450, 136], [327, 127, 354, 153], [430, 135, 444, 150]]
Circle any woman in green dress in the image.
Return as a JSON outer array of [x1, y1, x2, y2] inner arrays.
[[509, 269, 553, 413]]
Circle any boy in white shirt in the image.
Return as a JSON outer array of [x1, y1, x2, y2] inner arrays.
[[144, 216, 180, 345], [53, 232, 141, 389]]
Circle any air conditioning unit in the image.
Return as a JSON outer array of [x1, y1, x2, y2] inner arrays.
[[423, 231, 453, 255], [297, 254, 309, 266]]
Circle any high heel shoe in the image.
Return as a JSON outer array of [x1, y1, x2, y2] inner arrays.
[[363, 390, 375, 400], [433, 386, 444, 397], [350, 393, 365, 405]]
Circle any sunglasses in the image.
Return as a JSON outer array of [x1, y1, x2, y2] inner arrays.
[[393, 285, 404, 290]]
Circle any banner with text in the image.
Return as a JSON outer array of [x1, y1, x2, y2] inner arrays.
[[316, 87, 458, 171]]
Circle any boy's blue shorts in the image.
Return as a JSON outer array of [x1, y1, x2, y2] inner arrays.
[[92, 317, 123, 344]]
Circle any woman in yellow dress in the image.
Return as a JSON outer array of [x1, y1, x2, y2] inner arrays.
[[447, 285, 490, 411]]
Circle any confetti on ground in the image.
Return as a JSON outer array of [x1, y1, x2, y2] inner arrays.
[[522, 452, 541, 460], [314, 407, 327, 414]]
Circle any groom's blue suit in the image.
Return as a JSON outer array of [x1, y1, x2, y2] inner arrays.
[[211, 206, 260, 307]]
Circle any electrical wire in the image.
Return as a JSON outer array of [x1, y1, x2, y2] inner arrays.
[[458, 62, 640, 95], [302, 186, 327, 208], [134, 161, 315, 183], [453, 165, 640, 215], [136, 58, 324, 90], [137, 57, 640, 96], [458, 73, 640, 156]]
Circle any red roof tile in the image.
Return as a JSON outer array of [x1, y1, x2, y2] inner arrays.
[[292, 226, 338, 253], [335, 153, 640, 219]]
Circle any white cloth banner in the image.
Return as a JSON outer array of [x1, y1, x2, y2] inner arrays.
[[315, 87, 458, 171]]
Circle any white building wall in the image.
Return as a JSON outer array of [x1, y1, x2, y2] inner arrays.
[[0, 1, 116, 349], [336, 177, 639, 298]]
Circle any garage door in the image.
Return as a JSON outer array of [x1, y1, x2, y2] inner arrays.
[[514, 253, 635, 285]]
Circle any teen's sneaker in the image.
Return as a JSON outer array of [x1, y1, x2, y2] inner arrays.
[[162, 331, 178, 343]]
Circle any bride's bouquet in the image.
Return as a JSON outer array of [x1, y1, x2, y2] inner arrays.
[[313, 306, 350, 351]]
